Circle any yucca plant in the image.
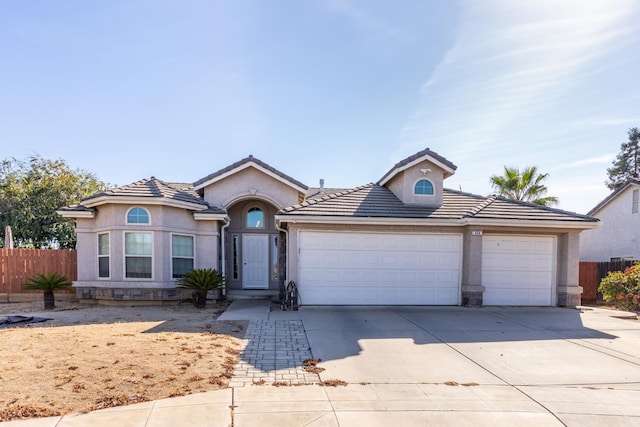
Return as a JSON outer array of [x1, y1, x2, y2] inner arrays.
[[177, 268, 225, 308], [22, 272, 72, 310]]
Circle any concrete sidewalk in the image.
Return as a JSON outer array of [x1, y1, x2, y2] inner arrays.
[[4, 302, 640, 426], [3, 382, 573, 427]]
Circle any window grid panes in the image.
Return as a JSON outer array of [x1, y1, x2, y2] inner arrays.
[[247, 207, 264, 228], [414, 179, 434, 195], [172, 235, 194, 279], [633, 190, 639, 214], [127, 207, 150, 224], [125, 232, 152, 278], [98, 233, 109, 278]]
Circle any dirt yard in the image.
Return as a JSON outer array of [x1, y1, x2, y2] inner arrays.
[[0, 300, 246, 421]]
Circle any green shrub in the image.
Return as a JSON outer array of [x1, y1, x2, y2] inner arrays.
[[598, 264, 640, 312], [177, 268, 225, 308], [22, 272, 72, 310]]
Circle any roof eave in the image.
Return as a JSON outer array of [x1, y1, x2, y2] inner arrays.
[[275, 215, 463, 227], [193, 212, 228, 221], [56, 209, 96, 219], [275, 214, 599, 230], [463, 217, 600, 230], [83, 196, 208, 211]]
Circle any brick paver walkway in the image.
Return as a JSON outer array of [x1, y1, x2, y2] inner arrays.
[[229, 320, 320, 387]]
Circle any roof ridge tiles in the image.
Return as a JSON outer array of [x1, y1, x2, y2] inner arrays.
[[463, 195, 497, 218]]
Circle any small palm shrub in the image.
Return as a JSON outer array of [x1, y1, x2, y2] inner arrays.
[[177, 268, 225, 308], [22, 272, 72, 310], [599, 264, 640, 312]]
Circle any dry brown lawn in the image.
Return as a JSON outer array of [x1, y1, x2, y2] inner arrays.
[[0, 300, 246, 422]]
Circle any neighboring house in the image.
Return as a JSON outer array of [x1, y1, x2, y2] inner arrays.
[[59, 148, 597, 308], [580, 179, 640, 261]]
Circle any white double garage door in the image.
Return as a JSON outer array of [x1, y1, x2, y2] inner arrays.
[[298, 231, 555, 306]]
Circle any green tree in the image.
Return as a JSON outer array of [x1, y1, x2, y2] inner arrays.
[[489, 165, 559, 207], [0, 155, 109, 249], [606, 127, 640, 190]]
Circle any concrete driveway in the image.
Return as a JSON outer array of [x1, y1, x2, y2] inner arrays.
[[301, 306, 640, 425]]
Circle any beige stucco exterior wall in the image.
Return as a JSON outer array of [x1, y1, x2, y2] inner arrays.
[[580, 185, 640, 261], [385, 160, 446, 207], [74, 204, 219, 289], [200, 167, 302, 209]]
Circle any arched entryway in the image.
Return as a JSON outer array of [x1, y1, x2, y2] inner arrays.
[[225, 199, 282, 293]]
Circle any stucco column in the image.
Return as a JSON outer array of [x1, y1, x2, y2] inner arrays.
[[557, 231, 582, 308], [461, 229, 484, 306]]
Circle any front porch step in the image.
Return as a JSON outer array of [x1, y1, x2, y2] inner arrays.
[[224, 289, 278, 300]]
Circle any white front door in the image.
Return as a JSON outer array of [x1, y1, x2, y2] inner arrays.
[[242, 234, 269, 289]]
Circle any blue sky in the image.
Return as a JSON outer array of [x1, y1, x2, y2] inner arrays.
[[1, 0, 638, 214]]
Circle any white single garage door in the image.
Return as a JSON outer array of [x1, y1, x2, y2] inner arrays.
[[298, 231, 462, 305], [482, 235, 555, 306]]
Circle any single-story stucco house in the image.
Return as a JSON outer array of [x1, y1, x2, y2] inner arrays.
[[58, 148, 597, 308]]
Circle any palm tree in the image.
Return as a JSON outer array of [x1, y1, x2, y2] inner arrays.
[[489, 166, 559, 206], [22, 272, 72, 310], [177, 268, 225, 308]]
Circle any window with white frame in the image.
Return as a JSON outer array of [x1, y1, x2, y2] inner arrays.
[[98, 233, 110, 278], [633, 189, 639, 214], [127, 207, 150, 224], [172, 234, 194, 279], [124, 232, 152, 278], [414, 179, 434, 195]]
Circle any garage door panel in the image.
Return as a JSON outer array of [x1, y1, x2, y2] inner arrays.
[[484, 289, 552, 306], [482, 235, 555, 306], [298, 232, 461, 305]]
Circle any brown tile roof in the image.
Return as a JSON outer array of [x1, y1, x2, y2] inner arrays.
[[279, 183, 596, 223], [193, 155, 308, 190], [79, 177, 226, 214], [306, 187, 350, 200]]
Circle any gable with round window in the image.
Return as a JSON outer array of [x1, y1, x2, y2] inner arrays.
[[127, 207, 150, 224], [414, 179, 434, 195]]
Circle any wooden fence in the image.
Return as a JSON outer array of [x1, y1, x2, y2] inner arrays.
[[579, 260, 636, 304], [0, 249, 77, 294]]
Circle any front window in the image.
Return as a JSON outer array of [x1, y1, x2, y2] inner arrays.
[[414, 179, 434, 195], [172, 234, 194, 279], [246, 207, 264, 228], [633, 189, 639, 214], [127, 207, 150, 224], [98, 233, 110, 278], [125, 232, 152, 278]]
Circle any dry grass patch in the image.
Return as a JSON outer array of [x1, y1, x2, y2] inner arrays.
[[0, 302, 246, 421]]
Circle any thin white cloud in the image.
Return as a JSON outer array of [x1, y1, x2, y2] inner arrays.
[[395, 0, 640, 159], [324, 0, 401, 40], [551, 154, 615, 170], [578, 117, 640, 127]]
